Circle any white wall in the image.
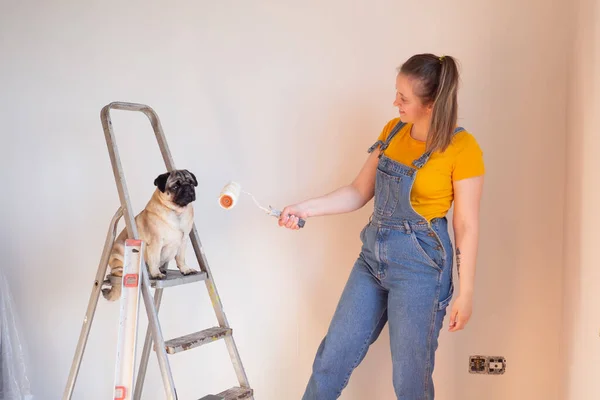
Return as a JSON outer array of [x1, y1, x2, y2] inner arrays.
[[562, 0, 600, 398], [0, 1, 571, 399]]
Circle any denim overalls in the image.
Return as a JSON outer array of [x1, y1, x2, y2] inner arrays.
[[303, 120, 463, 400]]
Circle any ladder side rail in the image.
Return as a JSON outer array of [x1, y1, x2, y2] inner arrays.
[[62, 207, 124, 400], [113, 239, 144, 400], [100, 105, 177, 399], [133, 287, 163, 400], [189, 226, 251, 388]]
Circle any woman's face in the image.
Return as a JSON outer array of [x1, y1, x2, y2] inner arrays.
[[393, 73, 433, 124]]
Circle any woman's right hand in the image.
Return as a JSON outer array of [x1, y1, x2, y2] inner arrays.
[[278, 203, 310, 230]]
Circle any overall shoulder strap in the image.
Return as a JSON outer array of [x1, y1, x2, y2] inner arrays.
[[367, 120, 406, 154], [413, 126, 465, 168]]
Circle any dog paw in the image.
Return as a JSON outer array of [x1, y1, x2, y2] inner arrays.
[[185, 269, 199, 276], [150, 271, 166, 280], [178, 265, 198, 275]]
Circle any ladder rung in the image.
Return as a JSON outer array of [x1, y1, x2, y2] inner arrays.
[[164, 327, 232, 354], [150, 269, 208, 289], [214, 386, 253, 399]]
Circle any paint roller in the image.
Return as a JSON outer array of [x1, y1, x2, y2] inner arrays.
[[218, 181, 306, 228]]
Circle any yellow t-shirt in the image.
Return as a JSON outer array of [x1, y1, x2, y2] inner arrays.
[[376, 117, 485, 221]]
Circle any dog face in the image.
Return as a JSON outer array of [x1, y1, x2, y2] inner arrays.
[[154, 169, 198, 207]]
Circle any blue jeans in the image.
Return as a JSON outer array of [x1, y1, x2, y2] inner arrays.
[[302, 217, 454, 400]]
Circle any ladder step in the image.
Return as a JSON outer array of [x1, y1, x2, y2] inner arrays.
[[164, 327, 232, 354], [213, 386, 253, 399], [150, 268, 208, 289]]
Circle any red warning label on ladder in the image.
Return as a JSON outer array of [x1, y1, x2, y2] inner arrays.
[[114, 385, 127, 400], [125, 239, 142, 246], [123, 274, 139, 288]]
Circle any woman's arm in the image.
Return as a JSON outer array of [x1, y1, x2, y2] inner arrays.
[[449, 175, 484, 332], [279, 149, 380, 229]]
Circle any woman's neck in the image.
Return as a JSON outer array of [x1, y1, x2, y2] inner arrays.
[[410, 120, 430, 142]]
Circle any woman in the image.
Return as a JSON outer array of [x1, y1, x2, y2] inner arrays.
[[279, 53, 485, 399]]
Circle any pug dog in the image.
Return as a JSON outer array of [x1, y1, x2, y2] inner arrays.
[[102, 169, 199, 301]]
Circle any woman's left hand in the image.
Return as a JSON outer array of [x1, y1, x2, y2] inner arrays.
[[448, 293, 473, 332]]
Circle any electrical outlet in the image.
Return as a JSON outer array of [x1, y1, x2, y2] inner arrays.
[[488, 357, 506, 375], [469, 355, 506, 375], [469, 356, 487, 374]]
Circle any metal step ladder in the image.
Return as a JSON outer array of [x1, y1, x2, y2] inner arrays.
[[62, 102, 253, 400]]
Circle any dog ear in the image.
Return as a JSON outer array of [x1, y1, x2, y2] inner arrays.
[[185, 170, 198, 187], [154, 172, 170, 192]]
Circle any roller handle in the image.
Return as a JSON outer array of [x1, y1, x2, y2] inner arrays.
[[296, 217, 306, 228], [270, 209, 306, 228]]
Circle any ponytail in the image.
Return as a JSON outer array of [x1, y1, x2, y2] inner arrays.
[[399, 54, 460, 152]]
